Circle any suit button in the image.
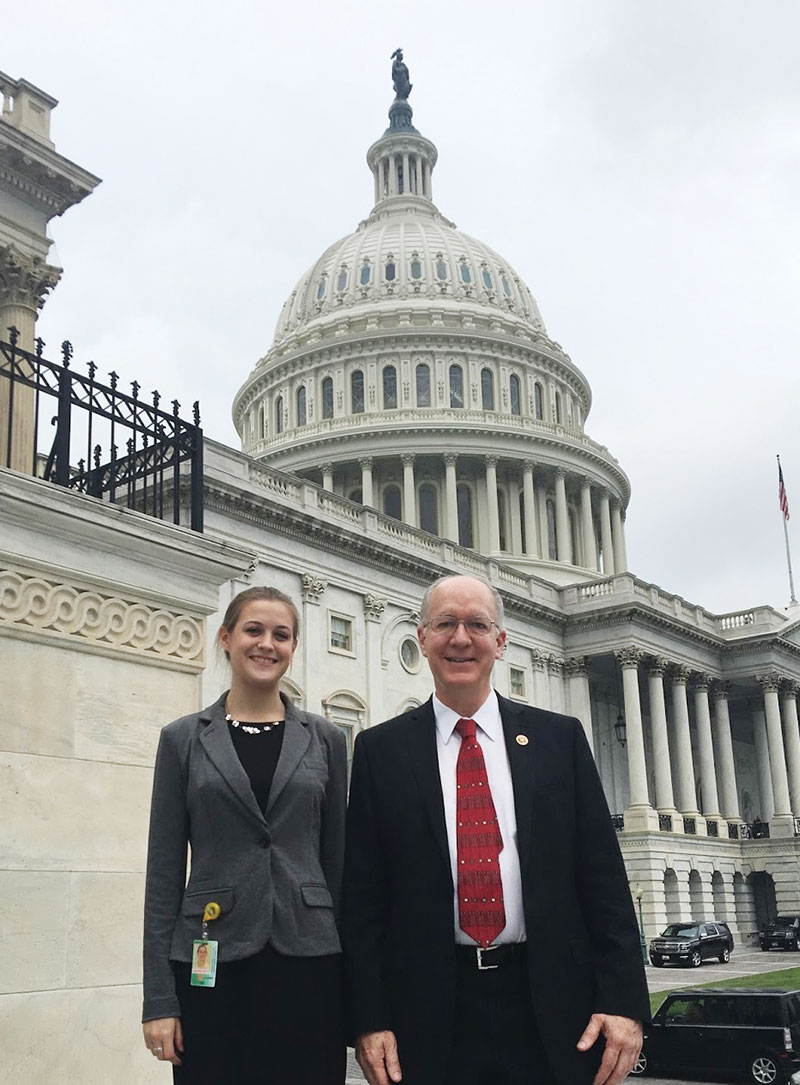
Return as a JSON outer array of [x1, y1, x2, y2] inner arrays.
[[260, 834, 270, 848]]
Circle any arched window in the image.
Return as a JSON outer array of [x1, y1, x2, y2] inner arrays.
[[519, 491, 526, 553], [449, 364, 464, 408], [321, 376, 333, 420], [348, 487, 362, 504], [481, 368, 494, 411], [497, 489, 508, 551], [546, 499, 557, 560], [296, 385, 306, 427], [482, 267, 493, 291], [383, 485, 401, 520], [555, 390, 563, 425], [410, 256, 422, 280], [258, 404, 265, 438], [459, 261, 472, 284], [419, 483, 439, 535], [415, 362, 431, 407], [457, 484, 473, 548], [336, 268, 348, 292], [435, 256, 448, 281], [383, 365, 397, 410], [359, 262, 372, 286], [351, 370, 364, 414], [534, 382, 544, 420], [316, 275, 327, 301], [501, 274, 512, 298], [510, 373, 521, 416], [275, 395, 284, 434], [385, 259, 396, 282]]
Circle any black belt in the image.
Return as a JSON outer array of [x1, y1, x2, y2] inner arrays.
[[455, 943, 527, 971]]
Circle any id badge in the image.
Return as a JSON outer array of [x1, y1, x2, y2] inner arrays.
[[190, 939, 218, 987]]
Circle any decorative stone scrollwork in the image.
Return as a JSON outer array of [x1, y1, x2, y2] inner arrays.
[[363, 594, 387, 621], [670, 663, 691, 685], [615, 646, 643, 669], [647, 656, 669, 678], [0, 244, 62, 311], [757, 672, 782, 693], [691, 672, 713, 692], [782, 681, 800, 700], [0, 569, 203, 663], [563, 656, 587, 678], [711, 679, 732, 700], [530, 648, 548, 670], [301, 573, 327, 604]]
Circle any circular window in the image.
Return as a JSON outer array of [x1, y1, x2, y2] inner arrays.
[[400, 637, 420, 673]]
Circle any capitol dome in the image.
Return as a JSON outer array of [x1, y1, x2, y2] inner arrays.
[[232, 89, 630, 585]]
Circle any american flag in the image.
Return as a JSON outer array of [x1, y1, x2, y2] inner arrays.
[[779, 461, 790, 521]]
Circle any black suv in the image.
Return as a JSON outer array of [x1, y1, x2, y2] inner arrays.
[[649, 921, 734, 968], [631, 988, 800, 1084], [760, 917, 800, 952]]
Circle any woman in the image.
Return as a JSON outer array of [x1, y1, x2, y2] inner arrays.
[[141, 586, 347, 1083]]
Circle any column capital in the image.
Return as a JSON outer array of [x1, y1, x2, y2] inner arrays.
[[580, 475, 592, 490], [670, 663, 692, 685], [782, 681, 800, 700], [522, 459, 536, 472], [0, 244, 62, 312], [301, 573, 327, 604], [647, 656, 670, 678], [711, 680, 732, 700], [554, 466, 566, 481], [320, 461, 333, 474], [358, 456, 374, 470], [401, 453, 416, 467], [615, 646, 644, 669], [564, 656, 588, 678], [547, 655, 565, 676], [443, 452, 458, 466], [757, 672, 782, 693], [485, 454, 498, 469], [691, 673, 714, 693], [363, 593, 387, 621], [530, 648, 549, 670]]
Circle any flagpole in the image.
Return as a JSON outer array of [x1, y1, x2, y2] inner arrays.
[[778, 455, 797, 605]]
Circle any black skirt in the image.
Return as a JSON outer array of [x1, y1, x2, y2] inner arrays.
[[172, 945, 345, 1084]]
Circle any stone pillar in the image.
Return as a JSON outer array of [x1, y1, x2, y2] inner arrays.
[[616, 647, 658, 829], [671, 665, 700, 818], [548, 656, 565, 715], [485, 455, 500, 554], [423, 160, 431, 198], [692, 676, 721, 819], [444, 453, 458, 542], [402, 152, 410, 194], [711, 682, 741, 821], [321, 462, 334, 492], [580, 477, 598, 571], [300, 574, 327, 711], [781, 683, 800, 818], [536, 478, 549, 559], [647, 658, 679, 821], [758, 674, 793, 826], [554, 468, 572, 564], [611, 501, 627, 573], [599, 489, 615, 575], [565, 656, 593, 751], [388, 153, 397, 196], [752, 704, 775, 822], [530, 649, 550, 710], [0, 249, 61, 472], [522, 461, 538, 557], [363, 593, 387, 720], [402, 453, 416, 528], [359, 456, 374, 508]]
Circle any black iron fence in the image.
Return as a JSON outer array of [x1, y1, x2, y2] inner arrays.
[[0, 330, 203, 531]]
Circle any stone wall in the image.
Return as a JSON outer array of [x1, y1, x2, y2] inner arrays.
[[0, 469, 253, 1084]]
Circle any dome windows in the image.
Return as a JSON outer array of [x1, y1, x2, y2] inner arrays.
[[415, 362, 431, 407], [383, 365, 398, 410], [419, 483, 439, 535], [316, 275, 328, 301], [449, 364, 464, 409], [351, 370, 365, 414], [459, 260, 472, 285], [321, 377, 334, 420], [410, 254, 423, 280], [383, 484, 401, 520], [509, 374, 521, 416], [359, 262, 372, 287], [481, 368, 495, 411], [482, 266, 494, 291], [500, 273, 512, 299], [435, 255, 448, 281], [534, 382, 544, 421], [335, 267, 348, 293], [384, 257, 397, 282], [297, 385, 307, 427], [457, 483, 474, 548], [275, 395, 284, 434]]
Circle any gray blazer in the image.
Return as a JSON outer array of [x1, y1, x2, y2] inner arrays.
[[142, 691, 347, 1022]]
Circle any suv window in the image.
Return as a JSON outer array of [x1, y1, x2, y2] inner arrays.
[[662, 924, 699, 938], [738, 996, 780, 1027], [786, 994, 800, 1025], [664, 997, 705, 1024], [702, 924, 717, 936], [705, 997, 737, 1026]]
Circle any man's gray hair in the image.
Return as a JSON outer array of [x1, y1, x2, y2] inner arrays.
[[418, 574, 505, 631]]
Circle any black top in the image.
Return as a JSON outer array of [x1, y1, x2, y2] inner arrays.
[[227, 721, 285, 813]]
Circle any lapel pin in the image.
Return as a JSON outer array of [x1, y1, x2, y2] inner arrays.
[[515, 734, 529, 746]]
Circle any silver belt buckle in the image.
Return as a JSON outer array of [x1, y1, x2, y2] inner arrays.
[[476, 945, 499, 971]]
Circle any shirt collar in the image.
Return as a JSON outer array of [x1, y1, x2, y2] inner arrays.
[[433, 689, 501, 744]]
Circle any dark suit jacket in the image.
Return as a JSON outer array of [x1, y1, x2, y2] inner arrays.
[[342, 694, 649, 1085], [142, 691, 347, 1022]]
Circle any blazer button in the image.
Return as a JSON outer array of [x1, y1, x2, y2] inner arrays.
[[260, 834, 270, 848]]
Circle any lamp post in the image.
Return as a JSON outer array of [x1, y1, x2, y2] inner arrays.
[[635, 885, 648, 965]]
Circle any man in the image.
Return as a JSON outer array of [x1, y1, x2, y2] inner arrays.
[[343, 574, 649, 1085]]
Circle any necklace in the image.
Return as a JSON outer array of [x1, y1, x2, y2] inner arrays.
[[225, 713, 284, 735]]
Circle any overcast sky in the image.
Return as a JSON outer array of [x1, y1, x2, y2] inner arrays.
[[6, 0, 799, 616]]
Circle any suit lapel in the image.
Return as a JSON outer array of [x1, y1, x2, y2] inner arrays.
[[499, 695, 537, 876], [266, 700, 311, 815], [404, 699, 451, 875], [199, 694, 266, 827]]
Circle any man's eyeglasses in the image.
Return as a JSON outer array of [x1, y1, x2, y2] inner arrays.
[[424, 615, 499, 637]]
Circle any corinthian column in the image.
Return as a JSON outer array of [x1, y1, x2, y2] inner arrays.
[[485, 455, 500, 553], [647, 658, 679, 822], [693, 675, 721, 820], [611, 501, 628, 573], [616, 647, 657, 829], [781, 683, 800, 817], [444, 453, 458, 542], [580, 477, 598, 570], [554, 468, 572, 564], [565, 656, 593, 751], [711, 682, 741, 821], [522, 461, 538, 557], [671, 665, 700, 819], [402, 453, 416, 527], [321, 462, 334, 492], [359, 456, 374, 507], [599, 489, 615, 575], [757, 674, 792, 822]]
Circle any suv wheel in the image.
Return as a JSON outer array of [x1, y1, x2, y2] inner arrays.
[[749, 1052, 780, 1084], [630, 1051, 647, 1076], [760, 943, 769, 951], [650, 957, 663, 968], [719, 946, 730, 963], [690, 949, 702, 967]]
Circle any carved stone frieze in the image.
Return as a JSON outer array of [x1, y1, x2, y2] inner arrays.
[[300, 573, 327, 604], [0, 569, 203, 663]]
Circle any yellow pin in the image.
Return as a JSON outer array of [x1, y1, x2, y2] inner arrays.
[[515, 734, 529, 746], [202, 902, 221, 922]]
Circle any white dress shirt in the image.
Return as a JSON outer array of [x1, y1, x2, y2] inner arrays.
[[433, 690, 527, 945]]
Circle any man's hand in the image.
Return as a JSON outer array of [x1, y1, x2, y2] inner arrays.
[[577, 1013, 642, 1085], [355, 1030, 403, 1085]]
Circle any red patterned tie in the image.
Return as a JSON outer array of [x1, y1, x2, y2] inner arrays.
[[455, 717, 506, 947]]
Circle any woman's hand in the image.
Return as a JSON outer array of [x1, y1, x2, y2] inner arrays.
[[142, 1017, 183, 1066]]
